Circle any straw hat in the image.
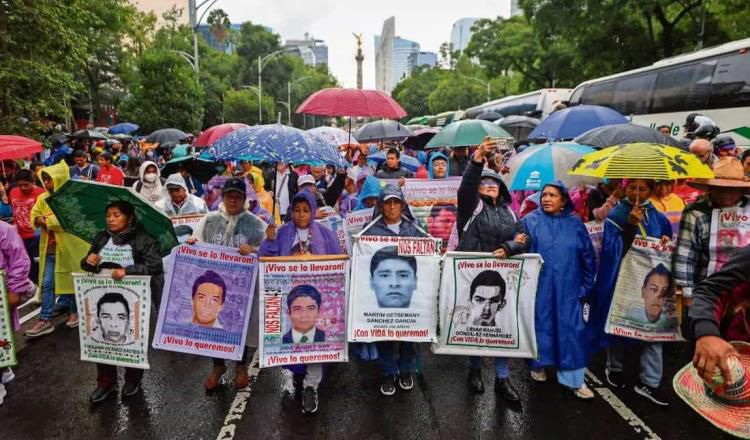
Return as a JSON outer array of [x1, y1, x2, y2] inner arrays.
[[673, 341, 750, 438], [689, 157, 750, 190]]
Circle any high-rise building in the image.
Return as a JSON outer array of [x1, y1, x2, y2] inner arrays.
[[407, 51, 438, 74], [196, 23, 242, 54], [450, 18, 480, 53], [392, 37, 420, 84], [131, 0, 189, 28], [374, 17, 395, 94], [284, 33, 329, 66]]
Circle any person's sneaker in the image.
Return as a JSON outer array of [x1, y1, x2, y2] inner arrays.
[[0, 383, 6, 406], [2, 368, 15, 384], [398, 373, 414, 391], [204, 365, 227, 391], [495, 378, 520, 402], [467, 368, 484, 393], [24, 320, 54, 338], [530, 369, 547, 382], [89, 385, 115, 403], [281, 390, 297, 412], [301, 386, 319, 414], [634, 381, 669, 406], [234, 365, 249, 389], [574, 383, 595, 399], [121, 381, 141, 398], [605, 368, 626, 389], [65, 314, 79, 329], [380, 376, 396, 396]]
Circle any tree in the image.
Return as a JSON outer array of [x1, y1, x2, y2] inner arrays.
[[222, 89, 274, 125], [207, 8, 231, 53], [119, 50, 204, 133], [392, 66, 448, 117], [427, 73, 486, 114]]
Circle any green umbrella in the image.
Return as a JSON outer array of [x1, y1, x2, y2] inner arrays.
[[425, 119, 513, 149], [47, 180, 177, 257]]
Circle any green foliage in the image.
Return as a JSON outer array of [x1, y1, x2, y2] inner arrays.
[[223, 89, 275, 125], [119, 50, 204, 134]]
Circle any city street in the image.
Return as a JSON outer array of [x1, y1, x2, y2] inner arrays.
[[0, 305, 735, 440]]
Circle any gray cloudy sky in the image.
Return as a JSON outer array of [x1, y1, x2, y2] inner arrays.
[[217, 0, 510, 89]]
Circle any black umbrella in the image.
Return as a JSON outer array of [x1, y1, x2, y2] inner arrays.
[[354, 120, 413, 142], [47, 133, 70, 145], [495, 115, 540, 141], [160, 156, 225, 183], [403, 128, 440, 150], [146, 128, 189, 148], [72, 129, 108, 140], [574, 123, 684, 149], [476, 111, 503, 122]]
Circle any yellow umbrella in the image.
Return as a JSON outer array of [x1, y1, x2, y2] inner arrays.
[[568, 143, 715, 180]]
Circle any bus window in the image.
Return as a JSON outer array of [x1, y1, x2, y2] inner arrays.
[[651, 60, 716, 113], [611, 74, 656, 115], [581, 82, 614, 107], [708, 52, 750, 109], [569, 86, 585, 106]]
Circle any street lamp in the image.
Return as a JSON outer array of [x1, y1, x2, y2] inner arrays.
[[240, 85, 261, 124], [171, 50, 197, 72], [285, 76, 312, 126], [460, 74, 491, 102], [188, 0, 220, 73], [256, 47, 300, 124]]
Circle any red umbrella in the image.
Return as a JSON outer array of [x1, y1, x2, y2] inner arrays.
[[0, 135, 43, 160], [193, 123, 250, 147], [296, 88, 407, 119]]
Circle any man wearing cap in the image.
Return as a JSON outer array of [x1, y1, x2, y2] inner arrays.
[[673, 157, 750, 312], [95, 152, 125, 186], [155, 174, 207, 217], [712, 135, 738, 159], [188, 177, 267, 391], [295, 170, 347, 215], [456, 137, 528, 402]]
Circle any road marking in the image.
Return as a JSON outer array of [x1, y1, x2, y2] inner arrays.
[[216, 351, 261, 440], [585, 370, 661, 440], [20, 307, 40, 325]]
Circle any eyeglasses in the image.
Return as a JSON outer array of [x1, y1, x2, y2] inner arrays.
[[480, 179, 499, 188]]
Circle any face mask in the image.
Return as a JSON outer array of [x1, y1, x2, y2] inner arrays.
[[144, 173, 158, 183]]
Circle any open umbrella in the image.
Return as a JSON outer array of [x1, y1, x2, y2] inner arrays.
[[47, 180, 177, 256], [574, 123, 684, 149], [568, 143, 715, 180], [160, 156, 225, 183], [528, 105, 628, 141], [108, 122, 139, 135], [72, 129, 108, 141], [0, 135, 43, 160], [146, 128, 189, 148], [476, 111, 504, 122], [503, 142, 598, 191], [425, 119, 512, 149], [307, 126, 359, 146], [403, 128, 440, 150], [355, 120, 413, 143], [495, 115, 540, 141], [296, 88, 407, 119], [193, 123, 249, 147], [367, 150, 421, 172]]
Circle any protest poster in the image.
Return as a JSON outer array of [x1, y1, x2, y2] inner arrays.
[[585, 220, 604, 270], [605, 236, 683, 342], [259, 255, 349, 368], [433, 252, 542, 358], [708, 207, 750, 274], [153, 243, 258, 361], [348, 235, 441, 343], [171, 214, 205, 243], [74, 273, 151, 368], [316, 214, 348, 254], [344, 208, 373, 253], [0, 272, 17, 368]]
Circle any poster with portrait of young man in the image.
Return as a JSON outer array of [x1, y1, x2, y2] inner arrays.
[[348, 235, 441, 343], [153, 243, 258, 361], [74, 273, 151, 368], [433, 252, 542, 358], [0, 272, 17, 368]]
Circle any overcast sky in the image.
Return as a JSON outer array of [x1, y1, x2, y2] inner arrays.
[[216, 0, 510, 89]]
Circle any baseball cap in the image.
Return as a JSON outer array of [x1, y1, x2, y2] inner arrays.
[[222, 177, 246, 195], [383, 194, 403, 202], [298, 174, 316, 187]]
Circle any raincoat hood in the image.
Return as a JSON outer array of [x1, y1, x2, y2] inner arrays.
[[354, 175, 381, 211], [540, 180, 575, 214], [291, 189, 318, 222], [428, 152, 450, 179], [372, 183, 415, 222], [38, 161, 70, 194], [164, 173, 188, 191], [138, 160, 160, 181]]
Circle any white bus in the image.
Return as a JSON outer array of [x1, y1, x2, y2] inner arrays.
[[569, 38, 750, 145], [464, 88, 573, 120]]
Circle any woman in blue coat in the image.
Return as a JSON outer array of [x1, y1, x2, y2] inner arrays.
[[588, 179, 672, 406], [522, 181, 596, 399]]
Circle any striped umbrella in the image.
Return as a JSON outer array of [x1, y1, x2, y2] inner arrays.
[[503, 142, 599, 191], [568, 143, 715, 180]]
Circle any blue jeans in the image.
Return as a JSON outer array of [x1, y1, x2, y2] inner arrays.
[[468, 356, 509, 379], [377, 341, 415, 376], [606, 342, 663, 388], [39, 254, 76, 320]]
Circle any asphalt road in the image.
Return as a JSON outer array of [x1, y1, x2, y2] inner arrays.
[[0, 307, 737, 440]]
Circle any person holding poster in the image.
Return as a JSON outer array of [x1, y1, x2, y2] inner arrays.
[[360, 183, 428, 397], [521, 181, 597, 399], [80, 200, 164, 403], [188, 177, 266, 391], [259, 189, 341, 415], [456, 138, 528, 402], [589, 179, 672, 406]]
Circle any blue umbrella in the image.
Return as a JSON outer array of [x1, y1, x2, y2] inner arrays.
[[527, 105, 628, 141], [209, 123, 346, 167], [503, 142, 599, 191], [367, 150, 421, 172], [109, 122, 139, 135]]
